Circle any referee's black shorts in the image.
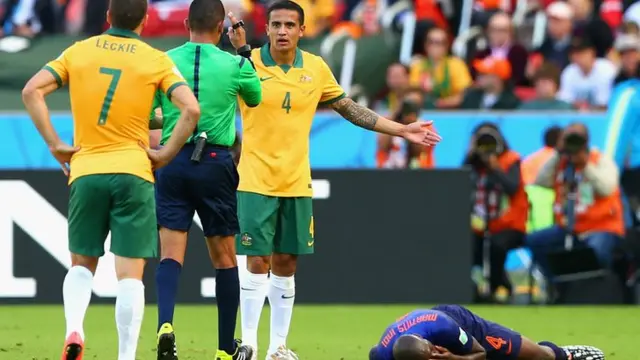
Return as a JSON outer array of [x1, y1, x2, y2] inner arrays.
[[155, 144, 239, 237]]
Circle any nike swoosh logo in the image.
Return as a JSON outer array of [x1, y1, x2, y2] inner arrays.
[[241, 287, 255, 291], [281, 294, 295, 299], [260, 76, 274, 82], [307, 241, 314, 246]]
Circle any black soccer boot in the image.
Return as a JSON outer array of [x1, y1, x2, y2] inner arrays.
[[562, 345, 605, 360], [157, 323, 178, 360]]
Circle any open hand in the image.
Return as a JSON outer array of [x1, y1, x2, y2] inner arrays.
[[49, 142, 79, 176], [226, 12, 247, 49], [430, 345, 454, 359], [402, 120, 442, 146]]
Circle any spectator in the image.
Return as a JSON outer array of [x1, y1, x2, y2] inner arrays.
[[521, 126, 564, 185], [558, 37, 616, 111], [409, 27, 472, 110], [473, 12, 529, 86], [377, 88, 435, 169], [568, 0, 615, 58], [465, 123, 528, 303], [613, 34, 640, 85], [460, 57, 520, 110], [519, 63, 574, 110], [620, 20, 639, 35], [624, 1, 640, 28], [0, 0, 40, 37], [527, 123, 624, 277], [535, 1, 574, 70], [381, 63, 411, 115]]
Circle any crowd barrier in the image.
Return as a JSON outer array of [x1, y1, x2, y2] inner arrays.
[[0, 111, 607, 170], [0, 170, 473, 304]]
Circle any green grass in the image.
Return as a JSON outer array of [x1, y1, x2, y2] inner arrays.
[[0, 305, 633, 359]]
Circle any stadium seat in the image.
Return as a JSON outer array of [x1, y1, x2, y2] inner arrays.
[[514, 86, 536, 101]]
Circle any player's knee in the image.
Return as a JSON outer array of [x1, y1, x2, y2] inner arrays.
[[206, 235, 237, 269], [70, 254, 99, 273], [114, 256, 146, 281], [271, 253, 297, 276], [159, 227, 188, 264], [247, 255, 271, 274]]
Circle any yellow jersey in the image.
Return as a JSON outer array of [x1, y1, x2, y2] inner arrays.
[[44, 28, 187, 184], [238, 45, 345, 197]]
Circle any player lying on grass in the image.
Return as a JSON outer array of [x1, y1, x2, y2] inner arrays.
[[369, 305, 605, 360]]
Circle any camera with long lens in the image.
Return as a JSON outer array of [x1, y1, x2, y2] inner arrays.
[[469, 128, 504, 169], [561, 132, 588, 155]]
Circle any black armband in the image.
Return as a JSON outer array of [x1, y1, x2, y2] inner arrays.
[[236, 44, 252, 58]]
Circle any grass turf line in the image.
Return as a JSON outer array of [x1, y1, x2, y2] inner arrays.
[[0, 305, 632, 359]]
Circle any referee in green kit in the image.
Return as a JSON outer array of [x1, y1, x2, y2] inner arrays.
[[149, 0, 261, 359]]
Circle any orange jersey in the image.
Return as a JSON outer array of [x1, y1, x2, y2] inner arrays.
[[44, 28, 187, 184]]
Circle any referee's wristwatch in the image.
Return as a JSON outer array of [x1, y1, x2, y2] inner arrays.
[[236, 44, 251, 58]]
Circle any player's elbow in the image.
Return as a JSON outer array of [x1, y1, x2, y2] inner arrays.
[[21, 83, 39, 102], [185, 103, 201, 123]]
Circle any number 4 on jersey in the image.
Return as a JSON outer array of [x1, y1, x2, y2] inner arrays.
[[282, 91, 292, 114], [98, 67, 122, 125], [485, 336, 507, 350]]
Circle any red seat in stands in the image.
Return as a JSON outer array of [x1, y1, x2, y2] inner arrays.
[[514, 86, 536, 101]]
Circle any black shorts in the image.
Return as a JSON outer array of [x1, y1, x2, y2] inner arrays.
[[155, 144, 239, 237]]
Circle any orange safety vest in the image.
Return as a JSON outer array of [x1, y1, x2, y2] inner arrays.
[[521, 146, 556, 185], [473, 150, 528, 234], [553, 150, 624, 236]]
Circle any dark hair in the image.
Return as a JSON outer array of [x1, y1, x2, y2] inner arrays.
[[543, 125, 563, 148], [188, 0, 226, 33], [392, 335, 432, 360], [267, 1, 305, 26], [109, 0, 148, 31], [471, 122, 510, 151], [534, 62, 561, 85]]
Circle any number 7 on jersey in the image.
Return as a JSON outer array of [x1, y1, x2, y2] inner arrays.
[[98, 67, 122, 125]]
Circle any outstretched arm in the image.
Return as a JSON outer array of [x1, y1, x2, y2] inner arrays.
[[329, 97, 441, 146]]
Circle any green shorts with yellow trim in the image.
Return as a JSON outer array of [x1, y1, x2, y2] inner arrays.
[[68, 174, 158, 258], [236, 191, 314, 256]]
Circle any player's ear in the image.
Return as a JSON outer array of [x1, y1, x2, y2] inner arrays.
[[106, 10, 112, 26], [299, 24, 305, 38], [184, 19, 190, 32], [217, 21, 224, 34], [143, 14, 149, 27]]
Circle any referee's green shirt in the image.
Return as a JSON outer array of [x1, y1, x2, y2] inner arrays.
[[152, 42, 261, 146]]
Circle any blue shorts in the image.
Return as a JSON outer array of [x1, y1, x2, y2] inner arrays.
[[432, 305, 522, 360], [155, 144, 239, 237]]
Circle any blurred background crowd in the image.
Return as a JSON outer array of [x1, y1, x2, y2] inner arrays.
[[2, 0, 640, 305]]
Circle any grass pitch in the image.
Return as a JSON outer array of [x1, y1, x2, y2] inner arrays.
[[0, 305, 634, 359]]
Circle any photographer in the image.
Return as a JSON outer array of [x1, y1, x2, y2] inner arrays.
[[465, 123, 528, 302], [527, 122, 624, 277], [377, 88, 435, 169]]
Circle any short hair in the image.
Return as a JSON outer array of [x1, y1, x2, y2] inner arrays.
[[267, 0, 305, 26], [621, 21, 640, 36], [109, 0, 148, 31], [543, 125, 563, 148], [392, 334, 432, 360], [188, 0, 226, 33], [533, 62, 561, 85]]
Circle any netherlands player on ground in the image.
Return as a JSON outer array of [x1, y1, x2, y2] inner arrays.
[[21, 0, 200, 358], [226, 1, 441, 359], [369, 305, 604, 360]]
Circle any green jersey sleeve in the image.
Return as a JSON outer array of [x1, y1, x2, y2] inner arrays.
[[237, 57, 261, 107]]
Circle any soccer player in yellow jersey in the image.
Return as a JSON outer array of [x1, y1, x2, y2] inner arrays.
[[21, 0, 200, 359], [227, 2, 441, 359]]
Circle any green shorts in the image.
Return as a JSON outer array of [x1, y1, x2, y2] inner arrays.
[[68, 174, 158, 258], [236, 191, 314, 256]]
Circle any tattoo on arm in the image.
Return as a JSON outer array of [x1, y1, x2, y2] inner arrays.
[[330, 97, 378, 130]]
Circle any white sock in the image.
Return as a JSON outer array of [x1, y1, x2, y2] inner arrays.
[[240, 272, 269, 349], [115, 279, 145, 360], [63, 266, 94, 340], [267, 274, 295, 355]]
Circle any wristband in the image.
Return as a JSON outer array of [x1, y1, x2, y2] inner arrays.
[[236, 44, 251, 57]]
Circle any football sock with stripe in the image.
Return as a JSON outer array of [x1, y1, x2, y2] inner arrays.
[[539, 341, 569, 360], [267, 274, 295, 354], [156, 258, 182, 331], [63, 265, 94, 340], [116, 279, 145, 360], [216, 266, 240, 354], [240, 272, 269, 349]]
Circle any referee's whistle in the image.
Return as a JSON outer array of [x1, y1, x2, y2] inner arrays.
[[190, 132, 208, 163]]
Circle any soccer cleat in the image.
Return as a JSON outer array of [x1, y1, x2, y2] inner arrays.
[[61, 331, 84, 360], [562, 345, 605, 360], [216, 339, 255, 360], [265, 345, 299, 360], [157, 323, 178, 360]]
